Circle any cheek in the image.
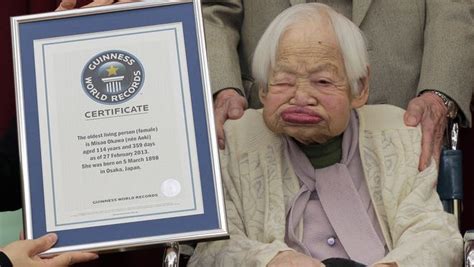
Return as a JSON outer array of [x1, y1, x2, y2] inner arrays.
[[323, 95, 350, 112], [262, 95, 289, 132], [262, 93, 290, 113], [321, 96, 352, 130]]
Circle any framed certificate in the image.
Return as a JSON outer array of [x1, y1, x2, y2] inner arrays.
[[11, 0, 227, 254]]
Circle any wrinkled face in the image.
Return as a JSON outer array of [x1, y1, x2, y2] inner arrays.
[[260, 17, 366, 144]]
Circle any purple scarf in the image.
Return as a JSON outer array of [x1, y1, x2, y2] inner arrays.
[[284, 111, 385, 265]]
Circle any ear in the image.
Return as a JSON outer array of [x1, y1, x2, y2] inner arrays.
[[351, 67, 370, 109], [259, 86, 268, 105]]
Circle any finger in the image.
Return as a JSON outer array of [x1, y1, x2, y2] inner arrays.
[[82, 0, 115, 8], [213, 93, 230, 149], [432, 118, 446, 166], [432, 138, 442, 167], [216, 123, 226, 150], [214, 106, 228, 149], [404, 98, 425, 127], [116, 0, 141, 2], [48, 252, 98, 266], [56, 0, 77, 11], [418, 118, 435, 171], [28, 233, 58, 256], [226, 96, 245, 120]]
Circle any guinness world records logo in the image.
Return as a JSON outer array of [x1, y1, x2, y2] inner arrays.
[[82, 50, 145, 104]]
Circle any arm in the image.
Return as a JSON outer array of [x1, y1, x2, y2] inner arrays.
[[404, 1, 473, 169], [201, 0, 245, 96], [189, 120, 298, 266], [0, 234, 97, 267], [376, 161, 463, 266], [202, 1, 248, 148], [416, 0, 474, 126], [188, 146, 291, 266], [56, 0, 139, 11], [0, 121, 21, 212], [188, 199, 293, 267]]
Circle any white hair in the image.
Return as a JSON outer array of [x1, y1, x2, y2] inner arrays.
[[252, 3, 369, 95]]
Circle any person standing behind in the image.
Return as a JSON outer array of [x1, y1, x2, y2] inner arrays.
[[205, 0, 473, 172], [55, 1, 473, 170]]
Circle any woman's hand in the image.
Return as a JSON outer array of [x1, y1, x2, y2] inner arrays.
[[267, 251, 325, 267], [1, 233, 98, 267], [56, 0, 140, 11]]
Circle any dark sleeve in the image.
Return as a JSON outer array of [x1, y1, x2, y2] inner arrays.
[[0, 120, 21, 212], [0, 251, 13, 267], [322, 258, 366, 267]]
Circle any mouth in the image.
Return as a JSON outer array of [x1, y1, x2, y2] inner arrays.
[[280, 107, 323, 124]]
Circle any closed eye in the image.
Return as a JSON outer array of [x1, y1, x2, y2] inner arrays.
[[270, 82, 293, 87], [313, 79, 332, 86]]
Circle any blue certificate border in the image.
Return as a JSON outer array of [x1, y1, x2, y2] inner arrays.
[[41, 26, 200, 227], [16, 3, 221, 249]]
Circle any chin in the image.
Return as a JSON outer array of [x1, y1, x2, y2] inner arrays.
[[285, 129, 330, 144]]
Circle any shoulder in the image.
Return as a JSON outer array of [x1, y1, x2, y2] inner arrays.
[[356, 104, 419, 132], [223, 109, 280, 150]]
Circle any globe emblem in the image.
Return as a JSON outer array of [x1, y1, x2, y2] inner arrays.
[[81, 50, 145, 104]]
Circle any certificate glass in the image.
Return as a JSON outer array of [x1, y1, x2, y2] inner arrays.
[[11, 0, 227, 254]]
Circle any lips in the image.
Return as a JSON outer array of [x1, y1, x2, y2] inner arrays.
[[281, 107, 322, 124]]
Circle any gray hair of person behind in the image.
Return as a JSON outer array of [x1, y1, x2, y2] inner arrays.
[[252, 3, 369, 96]]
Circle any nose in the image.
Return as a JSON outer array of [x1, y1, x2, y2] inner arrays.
[[289, 83, 317, 106]]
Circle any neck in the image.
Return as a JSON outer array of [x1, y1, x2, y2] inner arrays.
[[296, 135, 343, 169]]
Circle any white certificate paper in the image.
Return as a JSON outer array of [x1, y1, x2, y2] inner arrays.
[[33, 23, 204, 231]]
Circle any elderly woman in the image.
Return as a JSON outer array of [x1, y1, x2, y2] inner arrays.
[[189, 3, 462, 267]]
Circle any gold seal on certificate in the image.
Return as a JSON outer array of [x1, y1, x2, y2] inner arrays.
[[11, 0, 227, 254]]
